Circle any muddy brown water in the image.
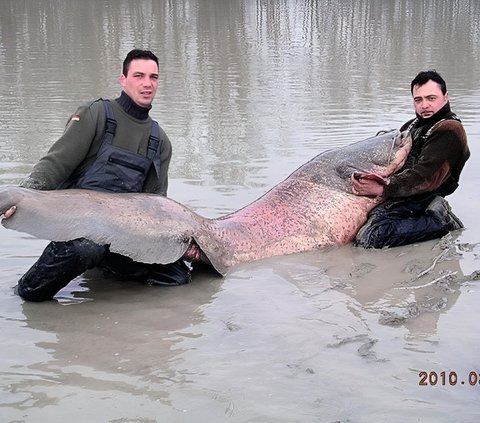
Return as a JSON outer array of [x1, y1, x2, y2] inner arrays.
[[1, 1, 480, 421]]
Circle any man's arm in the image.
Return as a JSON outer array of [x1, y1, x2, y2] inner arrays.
[[21, 101, 102, 190], [351, 121, 468, 199], [384, 121, 468, 198]]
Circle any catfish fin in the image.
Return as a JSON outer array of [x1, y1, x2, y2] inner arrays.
[[1, 186, 198, 265]]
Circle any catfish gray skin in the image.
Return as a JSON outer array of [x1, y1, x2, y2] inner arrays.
[[0, 130, 412, 275]]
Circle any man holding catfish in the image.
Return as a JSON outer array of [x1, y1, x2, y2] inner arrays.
[[352, 70, 470, 248]]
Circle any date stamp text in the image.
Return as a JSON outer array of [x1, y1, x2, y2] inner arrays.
[[419, 371, 480, 386]]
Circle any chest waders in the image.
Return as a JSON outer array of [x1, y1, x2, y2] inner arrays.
[[16, 101, 190, 302], [73, 100, 162, 193]]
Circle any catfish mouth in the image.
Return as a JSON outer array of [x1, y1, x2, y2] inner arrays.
[[359, 130, 412, 176], [342, 130, 412, 179]]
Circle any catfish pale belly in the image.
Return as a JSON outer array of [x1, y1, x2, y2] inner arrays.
[[0, 130, 411, 274]]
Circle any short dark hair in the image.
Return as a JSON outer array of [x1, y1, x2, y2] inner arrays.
[[122, 49, 159, 76], [410, 70, 447, 95]]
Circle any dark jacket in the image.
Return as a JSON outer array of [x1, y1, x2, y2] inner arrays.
[[384, 102, 470, 199]]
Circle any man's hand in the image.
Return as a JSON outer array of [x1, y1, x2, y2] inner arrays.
[[2, 206, 16, 219], [183, 242, 202, 262], [351, 172, 386, 197]]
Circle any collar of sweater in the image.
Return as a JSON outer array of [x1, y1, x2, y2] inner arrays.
[[115, 91, 152, 120], [415, 102, 452, 127]]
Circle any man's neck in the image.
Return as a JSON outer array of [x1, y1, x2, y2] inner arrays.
[[416, 101, 452, 126], [115, 91, 151, 120]]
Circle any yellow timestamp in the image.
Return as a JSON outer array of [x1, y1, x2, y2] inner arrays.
[[419, 371, 480, 386]]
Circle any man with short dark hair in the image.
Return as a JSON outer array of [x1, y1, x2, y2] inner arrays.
[[9, 49, 191, 301], [352, 70, 470, 248]]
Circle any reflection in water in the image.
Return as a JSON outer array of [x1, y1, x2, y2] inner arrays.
[[1, 0, 480, 421], [165, 237, 480, 420], [2, 237, 479, 420], [1, 0, 480, 192], [3, 273, 223, 416], [245, 232, 474, 339]]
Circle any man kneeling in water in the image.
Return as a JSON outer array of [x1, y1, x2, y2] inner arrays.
[[352, 70, 470, 248], [5, 49, 191, 302]]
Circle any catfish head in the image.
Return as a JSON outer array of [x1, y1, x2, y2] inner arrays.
[[333, 130, 412, 187]]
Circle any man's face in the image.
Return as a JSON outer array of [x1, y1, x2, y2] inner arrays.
[[120, 58, 159, 108], [412, 80, 448, 119]]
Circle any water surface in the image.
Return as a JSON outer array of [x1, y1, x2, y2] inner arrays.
[[1, 1, 480, 421]]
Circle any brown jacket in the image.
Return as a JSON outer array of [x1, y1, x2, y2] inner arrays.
[[384, 103, 470, 199]]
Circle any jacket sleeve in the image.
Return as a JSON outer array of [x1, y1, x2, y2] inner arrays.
[[384, 120, 468, 198], [20, 102, 101, 190]]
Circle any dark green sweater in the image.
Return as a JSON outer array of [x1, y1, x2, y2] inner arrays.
[[384, 102, 470, 199], [21, 91, 172, 195]]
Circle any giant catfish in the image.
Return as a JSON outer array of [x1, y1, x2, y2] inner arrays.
[[0, 130, 412, 274]]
